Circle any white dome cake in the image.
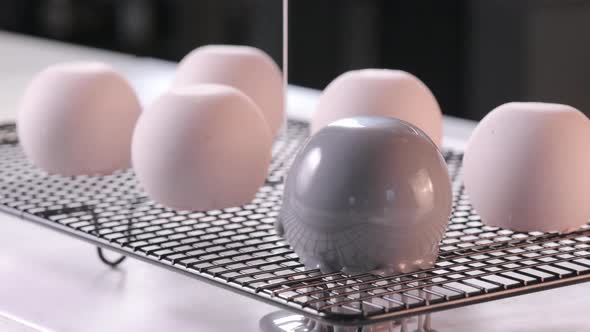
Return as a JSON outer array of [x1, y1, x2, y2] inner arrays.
[[18, 61, 141, 176], [132, 84, 273, 211], [463, 102, 590, 233], [173, 45, 284, 136], [278, 116, 452, 274], [311, 69, 444, 146]]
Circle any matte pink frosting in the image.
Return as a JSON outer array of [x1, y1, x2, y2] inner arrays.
[[463, 102, 590, 232], [132, 84, 273, 211], [17, 62, 141, 176], [172, 45, 284, 136], [311, 69, 443, 146]]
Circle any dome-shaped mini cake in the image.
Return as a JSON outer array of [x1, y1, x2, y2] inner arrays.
[[132, 84, 273, 211], [463, 102, 590, 233], [278, 116, 452, 274], [311, 69, 443, 146], [18, 61, 141, 176], [173, 45, 284, 136]]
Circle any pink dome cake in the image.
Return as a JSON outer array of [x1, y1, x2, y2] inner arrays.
[[463, 102, 590, 232], [132, 84, 273, 211], [18, 61, 141, 176], [312, 69, 443, 146], [173, 45, 284, 136]]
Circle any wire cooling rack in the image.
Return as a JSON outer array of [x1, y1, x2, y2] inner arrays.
[[0, 121, 589, 327]]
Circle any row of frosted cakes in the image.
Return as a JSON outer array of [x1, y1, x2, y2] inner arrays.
[[17, 45, 590, 275]]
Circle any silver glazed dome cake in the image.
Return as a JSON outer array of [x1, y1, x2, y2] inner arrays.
[[278, 116, 453, 274]]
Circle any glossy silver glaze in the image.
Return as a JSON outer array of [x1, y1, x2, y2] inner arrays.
[[278, 116, 452, 274]]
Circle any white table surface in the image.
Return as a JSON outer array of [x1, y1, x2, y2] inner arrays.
[[0, 31, 588, 332]]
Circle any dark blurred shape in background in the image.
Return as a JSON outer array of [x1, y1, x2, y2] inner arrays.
[[1, 0, 589, 120]]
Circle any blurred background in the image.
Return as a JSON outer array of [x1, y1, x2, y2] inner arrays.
[[1, 0, 589, 120]]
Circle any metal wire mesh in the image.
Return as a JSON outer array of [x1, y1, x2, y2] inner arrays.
[[0, 121, 589, 326]]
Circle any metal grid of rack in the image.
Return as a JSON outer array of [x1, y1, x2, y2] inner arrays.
[[0, 121, 589, 327]]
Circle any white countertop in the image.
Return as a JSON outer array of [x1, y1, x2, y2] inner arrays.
[[0, 31, 588, 332]]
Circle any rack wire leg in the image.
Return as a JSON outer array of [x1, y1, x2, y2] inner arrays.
[[398, 277, 410, 332], [415, 273, 436, 332], [93, 195, 141, 268], [358, 276, 395, 332], [93, 209, 127, 268], [331, 277, 357, 332]]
